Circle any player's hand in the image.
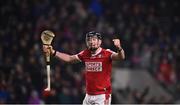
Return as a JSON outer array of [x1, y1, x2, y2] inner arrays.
[[43, 45, 55, 56], [112, 39, 121, 49]]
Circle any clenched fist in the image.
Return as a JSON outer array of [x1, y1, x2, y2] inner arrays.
[[43, 45, 55, 56], [112, 39, 121, 49]]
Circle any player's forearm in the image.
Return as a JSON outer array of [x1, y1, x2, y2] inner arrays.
[[111, 48, 125, 60], [117, 48, 125, 60], [54, 51, 73, 63]]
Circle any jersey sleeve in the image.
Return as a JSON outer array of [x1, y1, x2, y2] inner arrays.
[[75, 50, 85, 62], [106, 49, 116, 60]]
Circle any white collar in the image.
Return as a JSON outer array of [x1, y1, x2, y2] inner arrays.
[[91, 48, 102, 56]]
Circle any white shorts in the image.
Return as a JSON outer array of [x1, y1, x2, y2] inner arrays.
[[83, 94, 111, 105]]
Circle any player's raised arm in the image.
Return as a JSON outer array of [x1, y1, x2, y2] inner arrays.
[[43, 45, 80, 63], [111, 39, 125, 60]]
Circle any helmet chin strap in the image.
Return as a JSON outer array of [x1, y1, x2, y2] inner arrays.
[[89, 47, 98, 52]]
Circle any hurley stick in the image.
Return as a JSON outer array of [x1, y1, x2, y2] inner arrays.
[[41, 30, 55, 91]]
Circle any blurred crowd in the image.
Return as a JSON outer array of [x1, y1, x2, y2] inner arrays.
[[0, 0, 180, 104]]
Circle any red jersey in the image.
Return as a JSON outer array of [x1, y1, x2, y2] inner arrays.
[[76, 48, 115, 95]]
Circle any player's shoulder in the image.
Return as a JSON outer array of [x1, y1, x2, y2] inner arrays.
[[101, 48, 116, 58], [103, 48, 115, 54]]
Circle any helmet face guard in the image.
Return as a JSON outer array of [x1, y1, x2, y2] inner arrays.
[[85, 31, 102, 51]]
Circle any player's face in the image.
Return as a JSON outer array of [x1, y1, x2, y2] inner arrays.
[[86, 36, 102, 51]]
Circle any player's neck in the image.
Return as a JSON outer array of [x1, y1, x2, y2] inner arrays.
[[91, 47, 101, 54]]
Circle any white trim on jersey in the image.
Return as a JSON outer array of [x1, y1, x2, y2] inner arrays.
[[91, 48, 102, 56], [76, 50, 84, 62], [106, 49, 116, 59], [75, 54, 82, 62]]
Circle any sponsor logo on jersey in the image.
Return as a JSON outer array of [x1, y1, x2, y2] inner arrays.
[[85, 62, 102, 72]]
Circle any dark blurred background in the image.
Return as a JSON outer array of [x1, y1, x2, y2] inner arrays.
[[0, 0, 180, 104]]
